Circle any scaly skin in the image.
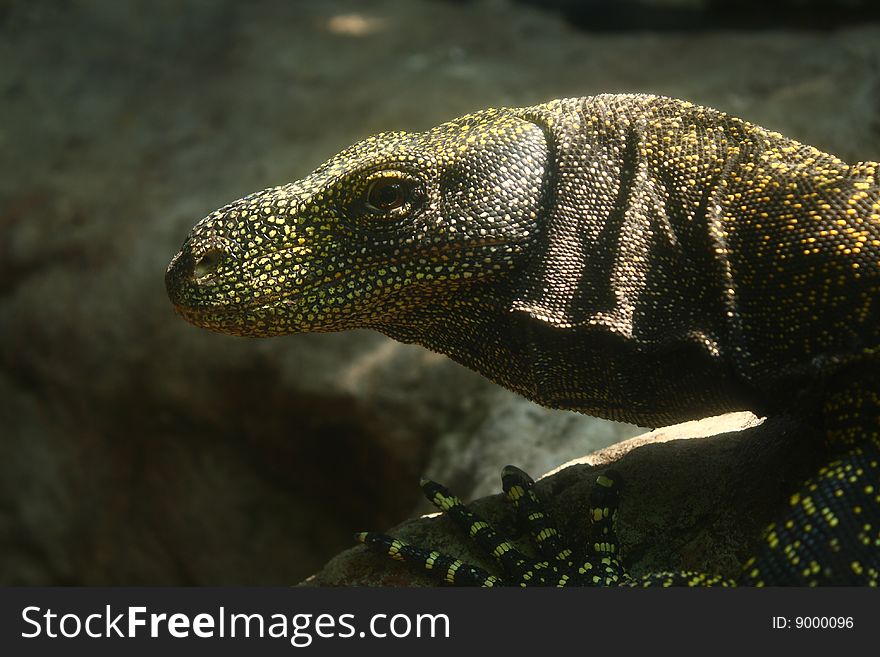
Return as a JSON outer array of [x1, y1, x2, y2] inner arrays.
[[166, 94, 879, 585]]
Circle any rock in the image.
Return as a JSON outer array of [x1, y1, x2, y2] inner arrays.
[[306, 412, 826, 586]]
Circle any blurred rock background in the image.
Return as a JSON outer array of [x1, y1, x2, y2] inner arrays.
[[1, 0, 878, 584]]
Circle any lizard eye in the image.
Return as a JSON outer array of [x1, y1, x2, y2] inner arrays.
[[366, 177, 414, 213]]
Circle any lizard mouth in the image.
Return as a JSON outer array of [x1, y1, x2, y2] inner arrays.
[[167, 238, 517, 330]]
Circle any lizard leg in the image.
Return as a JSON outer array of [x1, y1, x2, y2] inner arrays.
[[358, 476, 517, 586], [501, 465, 627, 585], [737, 375, 880, 585], [359, 468, 627, 586], [737, 443, 880, 586], [356, 531, 502, 586], [501, 467, 733, 586]]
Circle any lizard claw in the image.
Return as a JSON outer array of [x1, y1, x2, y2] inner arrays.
[[358, 468, 629, 586]]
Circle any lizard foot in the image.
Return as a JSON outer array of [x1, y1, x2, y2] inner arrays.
[[357, 465, 627, 586]]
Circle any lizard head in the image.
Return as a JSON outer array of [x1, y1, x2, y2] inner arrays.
[[165, 109, 549, 337]]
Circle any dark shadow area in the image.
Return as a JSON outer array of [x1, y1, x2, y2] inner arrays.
[[507, 0, 880, 31]]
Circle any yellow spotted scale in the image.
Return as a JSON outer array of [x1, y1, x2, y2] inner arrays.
[[167, 94, 879, 586]]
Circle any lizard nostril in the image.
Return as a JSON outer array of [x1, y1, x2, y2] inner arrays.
[[194, 248, 225, 280]]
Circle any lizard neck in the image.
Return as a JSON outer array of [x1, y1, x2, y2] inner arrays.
[[377, 276, 520, 369], [377, 275, 762, 426]]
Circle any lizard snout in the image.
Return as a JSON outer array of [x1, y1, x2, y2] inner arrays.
[[164, 247, 197, 310], [164, 234, 237, 312]]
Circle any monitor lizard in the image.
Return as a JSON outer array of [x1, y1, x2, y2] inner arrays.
[[165, 94, 879, 586]]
